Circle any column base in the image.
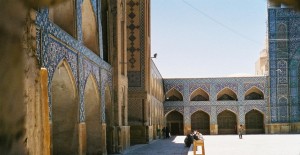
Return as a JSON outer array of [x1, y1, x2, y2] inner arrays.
[[210, 124, 218, 135]]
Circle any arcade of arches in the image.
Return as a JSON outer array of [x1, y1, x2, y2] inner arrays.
[[4, 0, 300, 154], [163, 78, 268, 135]]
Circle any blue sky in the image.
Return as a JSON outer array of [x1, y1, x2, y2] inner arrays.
[[151, 0, 267, 78]]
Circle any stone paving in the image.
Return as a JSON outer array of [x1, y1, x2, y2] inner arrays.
[[120, 134, 300, 155], [123, 136, 189, 155]]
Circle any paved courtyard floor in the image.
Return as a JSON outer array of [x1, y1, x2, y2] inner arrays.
[[121, 134, 300, 155]]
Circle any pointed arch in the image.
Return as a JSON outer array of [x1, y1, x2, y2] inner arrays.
[[166, 111, 183, 135], [165, 88, 183, 101], [165, 109, 184, 117], [245, 109, 264, 134], [51, 60, 78, 154], [191, 110, 210, 135], [49, 0, 75, 37], [190, 88, 209, 101], [217, 87, 237, 101], [244, 86, 264, 100], [82, 0, 99, 55], [217, 110, 237, 134], [84, 74, 101, 154]]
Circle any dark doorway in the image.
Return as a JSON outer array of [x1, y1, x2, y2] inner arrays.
[[217, 110, 237, 134], [246, 110, 264, 134], [166, 111, 183, 135], [191, 111, 210, 135]]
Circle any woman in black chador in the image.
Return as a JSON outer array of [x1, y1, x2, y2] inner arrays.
[[165, 127, 170, 138]]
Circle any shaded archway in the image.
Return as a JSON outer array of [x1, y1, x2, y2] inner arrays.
[[190, 88, 209, 101], [51, 60, 78, 154], [245, 110, 264, 134], [84, 75, 101, 154], [82, 0, 99, 55], [49, 0, 75, 37], [191, 111, 210, 135], [217, 110, 237, 134], [165, 88, 183, 101], [101, 0, 110, 62], [166, 111, 183, 135], [217, 88, 237, 101], [105, 85, 113, 153], [245, 87, 264, 100]]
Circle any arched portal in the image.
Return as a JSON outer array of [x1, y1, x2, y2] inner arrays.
[[190, 88, 209, 101], [165, 88, 183, 101], [245, 87, 264, 100], [217, 110, 237, 134], [49, 0, 75, 37], [217, 88, 237, 101], [51, 61, 78, 154], [105, 85, 113, 153], [82, 0, 99, 55], [245, 110, 264, 134], [84, 75, 101, 154], [191, 111, 210, 135], [166, 111, 183, 135]]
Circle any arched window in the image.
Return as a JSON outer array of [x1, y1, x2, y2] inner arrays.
[[165, 88, 183, 101], [244, 87, 264, 100], [217, 88, 237, 101], [190, 88, 209, 101]]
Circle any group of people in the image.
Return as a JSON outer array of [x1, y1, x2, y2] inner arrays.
[[184, 130, 204, 147]]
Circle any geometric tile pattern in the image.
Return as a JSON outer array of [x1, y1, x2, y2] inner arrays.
[[127, 0, 146, 90], [243, 83, 265, 92], [189, 83, 210, 94], [36, 1, 112, 122]]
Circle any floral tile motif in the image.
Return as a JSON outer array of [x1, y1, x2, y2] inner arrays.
[[268, 7, 300, 123]]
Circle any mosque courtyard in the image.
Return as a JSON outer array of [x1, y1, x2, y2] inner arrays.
[[122, 134, 300, 155]]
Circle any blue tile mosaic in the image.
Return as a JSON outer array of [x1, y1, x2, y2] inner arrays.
[[36, 1, 112, 122]]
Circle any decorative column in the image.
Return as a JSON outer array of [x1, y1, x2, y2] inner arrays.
[[210, 106, 218, 135], [184, 107, 191, 135], [40, 68, 51, 155]]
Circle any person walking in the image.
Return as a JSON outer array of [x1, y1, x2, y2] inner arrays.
[[238, 125, 244, 139]]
